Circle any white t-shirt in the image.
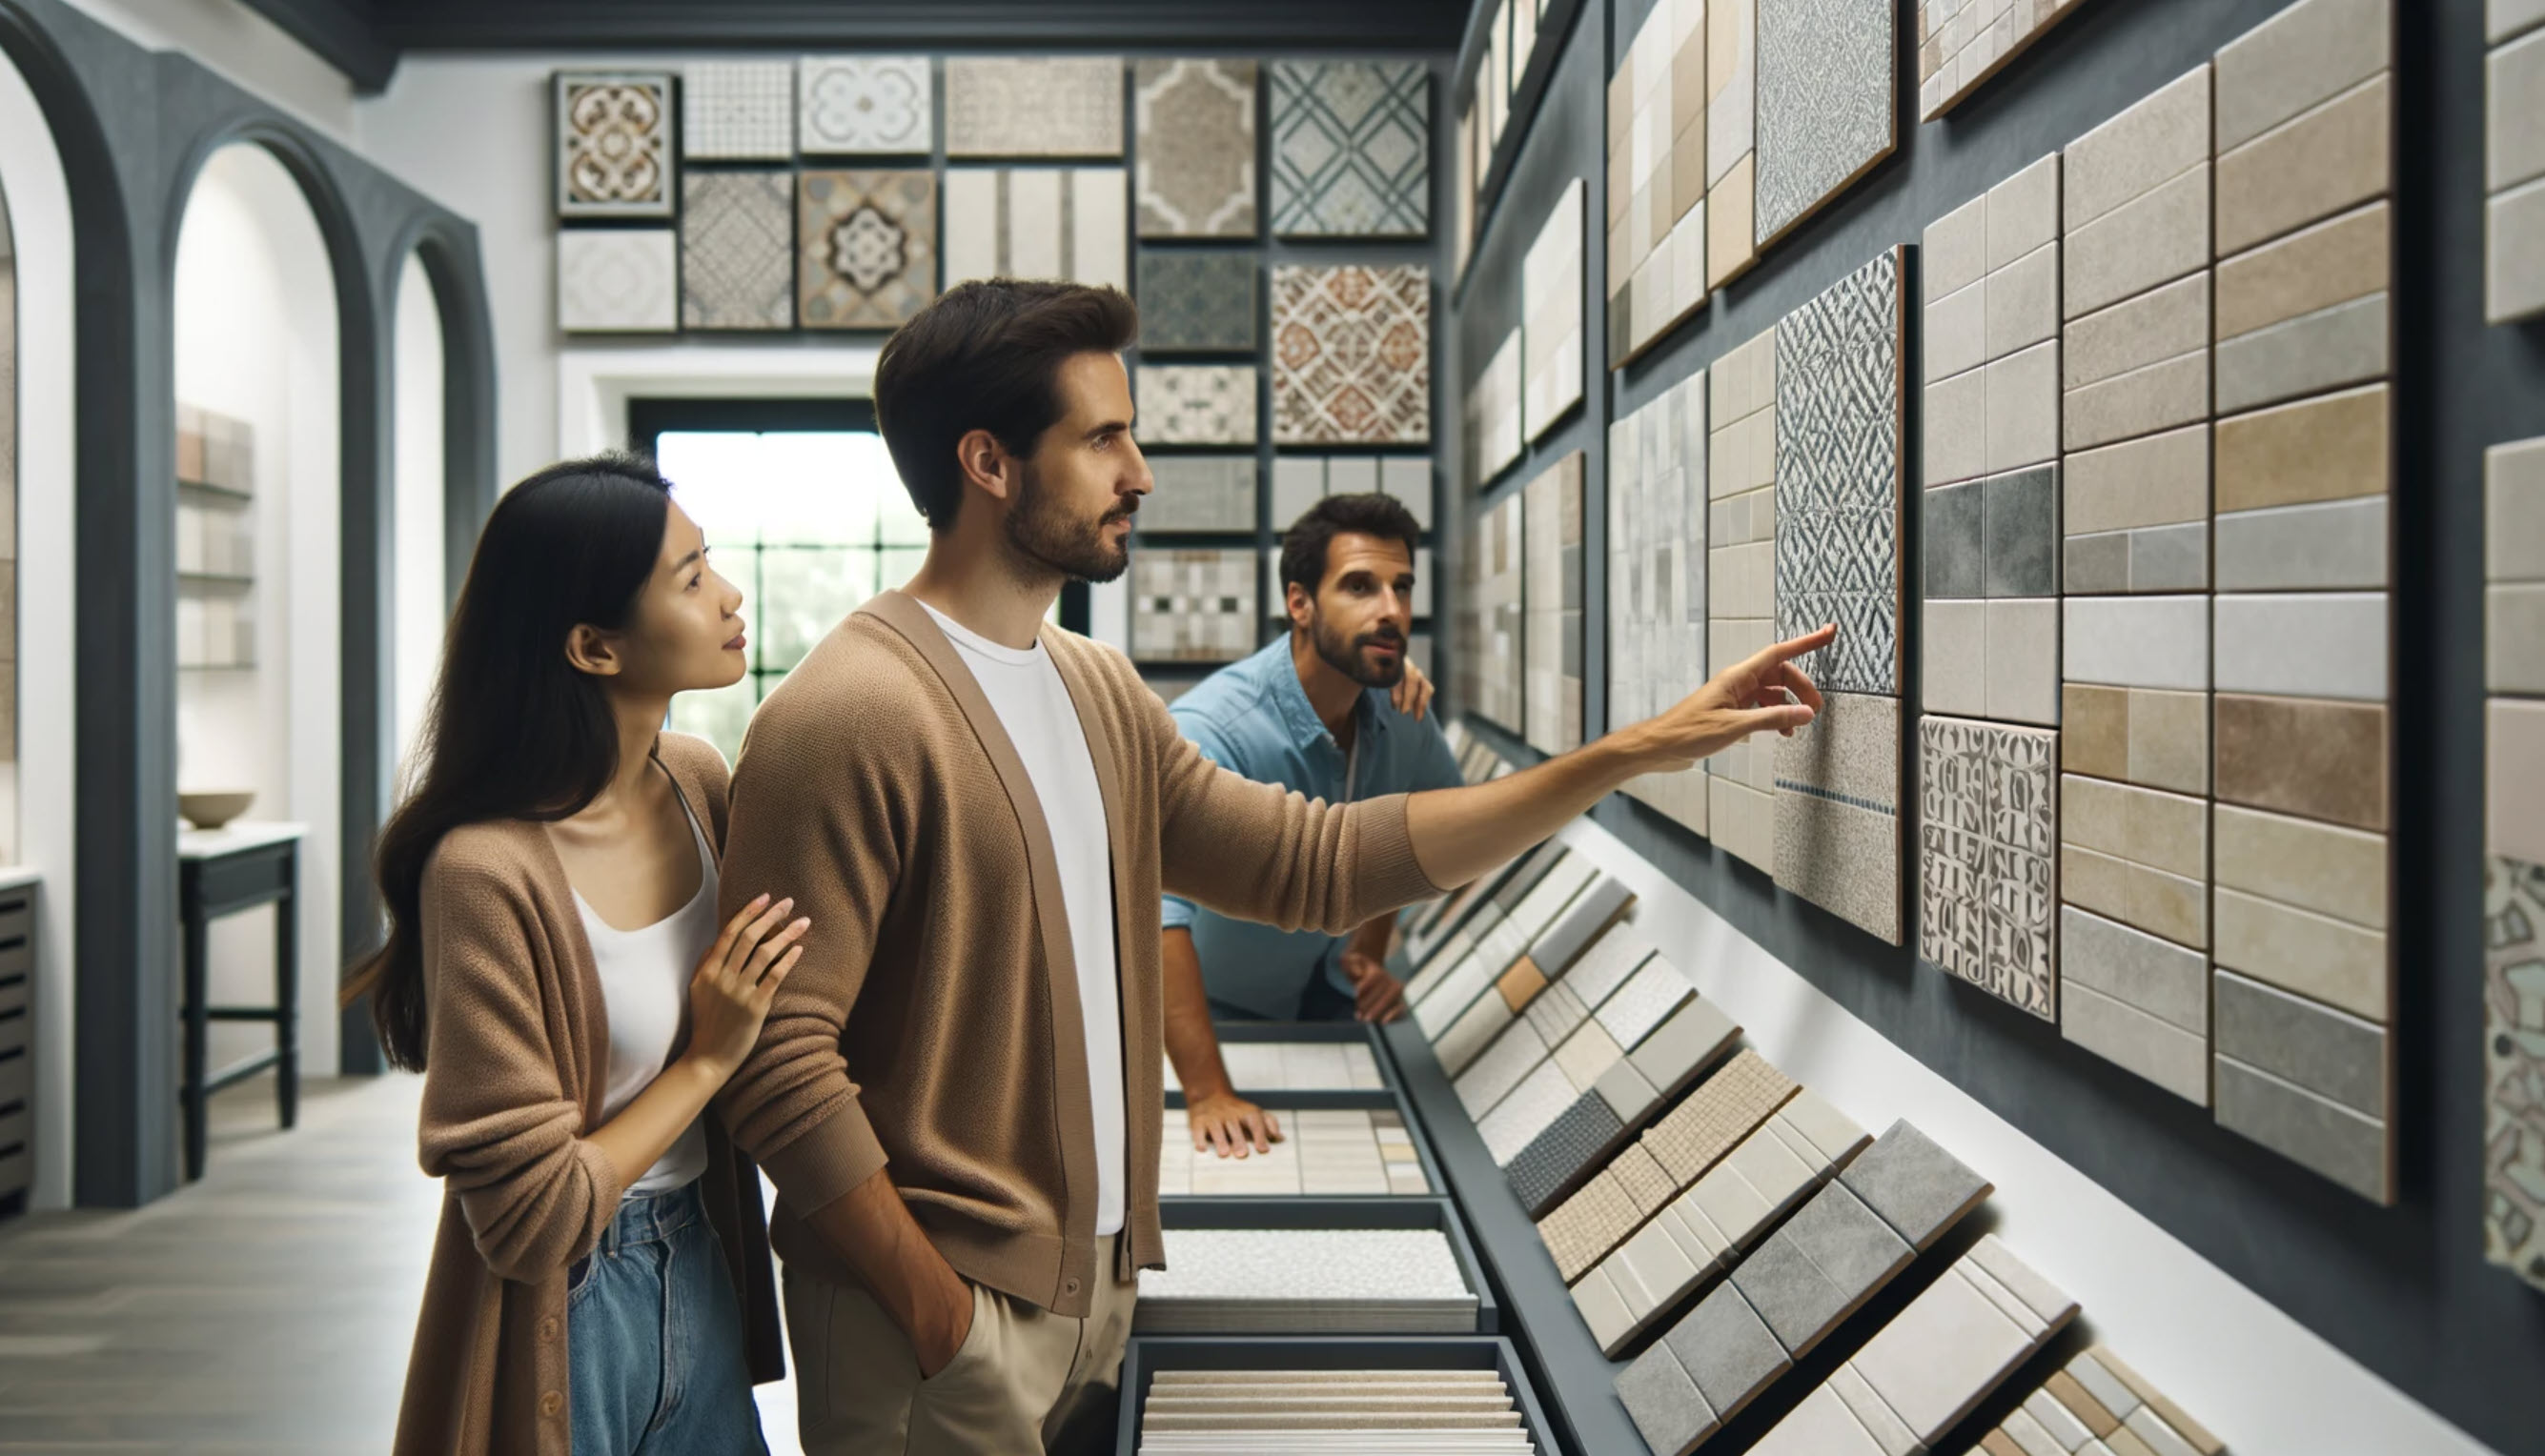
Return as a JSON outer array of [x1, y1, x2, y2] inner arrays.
[[574, 786, 717, 1197], [920, 602, 1126, 1237]]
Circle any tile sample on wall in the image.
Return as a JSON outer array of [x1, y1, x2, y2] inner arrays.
[[1708, 0, 1760, 290], [1137, 365, 1259, 446], [682, 61, 793, 159], [798, 171, 938, 330], [1470, 330, 1526, 490], [1917, 0, 2087, 120], [556, 228, 677, 333], [1523, 454, 1586, 756], [1920, 716, 2058, 1018], [680, 170, 793, 331], [1270, 455, 1435, 533], [1272, 264, 1432, 446], [2490, 435, 2545, 1291], [1608, 0, 1710, 369], [1707, 324, 1780, 871], [2493, 2, 2545, 319], [2061, 904, 2211, 1102], [1523, 179, 1587, 441], [2062, 65, 2211, 324], [1777, 248, 1904, 698], [1130, 547, 1256, 661], [1138, 252, 1258, 355], [944, 56, 1124, 157], [1456, 99, 1478, 279], [1753, 0, 1895, 249], [1270, 60, 1432, 238], [1774, 690, 1901, 944], [1474, 490, 1528, 733], [1612, 369, 1711, 836], [797, 55, 933, 155], [1140, 455, 1257, 534], [1133, 59, 1257, 238], [2061, 772, 2209, 954], [941, 168, 1128, 292], [555, 71, 673, 219]]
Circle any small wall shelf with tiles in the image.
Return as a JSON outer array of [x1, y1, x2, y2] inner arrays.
[[173, 405, 258, 674]]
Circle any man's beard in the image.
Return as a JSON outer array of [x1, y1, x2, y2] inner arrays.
[[1004, 460, 1131, 584], [1312, 613, 1407, 689]]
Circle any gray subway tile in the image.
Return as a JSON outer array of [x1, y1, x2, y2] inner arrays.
[[1663, 1284, 1794, 1424], [2214, 292, 2391, 415], [2214, 495, 2389, 591], [2212, 967, 2388, 1115], [2213, 1055, 2392, 1201], [1926, 481, 1987, 598], [1836, 1121, 1991, 1249]]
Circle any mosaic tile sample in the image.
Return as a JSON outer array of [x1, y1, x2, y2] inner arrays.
[[942, 168, 1128, 291], [1140, 455, 1256, 534], [1138, 252, 1258, 355], [2494, 3, 2545, 319], [1641, 1050, 1799, 1189], [1159, 1106, 1429, 1197], [1471, 489, 1527, 733], [1270, 60, 1431, 238], [1272, 264, 1431, 446], [1608, 0, 1711, 368], [1523, 454, 1586, 756], [1822, 1237, 2078, 1448], [1131, 547, 1255, 661], [1612, 369, 1711, 836], [1776, 248, 1904, 697], [1709, 0, 1761, 290], [1971, 1345, 2227, 1456], [682, 61, 792, 159], [680, 170, 792, 331], [1776, 691, 1903, 944], [1708, 326, 1779, 872], [944, 56, 1123, 157], [798, 171, 937, 330], [1137, 1227, 1476, 1332], [798, 56, 932, 154], [1510, 1093, 1629, 1217], [555, 71, 673, 218], [556, 228, 676, 333], [2487, 856, 2545, 1290], [1134, 58, 1258, 238], [1137, 1367, 1536, 1447], [1523, 178, 1586, 441], [1138, 365, 1258, 446], [1753, 0, 1896, 247], [1161, 1040, 1385, 1094], [1917, 0, 2087, 120], [1920, 716, 2058, 1019]]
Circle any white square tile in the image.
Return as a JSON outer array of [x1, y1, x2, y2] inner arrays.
[[556, 229, 677, 333]]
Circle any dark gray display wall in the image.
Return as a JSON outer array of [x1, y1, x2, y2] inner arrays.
[[0, 0, 499, 1206], [1443, 0, 2544, 1450]]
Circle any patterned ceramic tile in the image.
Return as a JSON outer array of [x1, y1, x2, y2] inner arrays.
[[1139, 364, 1259, 446], [1135, 59, 1258, 238], [1138, 252, 1258, 355], [1131, 547, 1257, 661], [680, 170, 792, 331], [1776, 691, 1904, 942], [1710, 0, 1761, 290], [944, 56, 1124, 158], [555, 71, 674, 218], [1470, 491, 1527, 733], [1921, 716, 2059, 1018], [1140, 455, 1256, 533], [798, 171, 938, 330], [1612, 369, 1710, 835], [1918, 0, 2088, 120], [1524, 178, 1587, 442], [1775, 248, 1904, 697], [2487, 855, 2545, 1290], [1270, 60, 1432, 238], [556, 228, 676, 333], [1272, 265, 1431, 446], [682, 61, 793, 159], [1754, 0, 1896, 247], [942, 169, 1128, 291], [1524, 454, 1586, 755], [1608, 0, 1710, 368], [797, 55, 933, 154]]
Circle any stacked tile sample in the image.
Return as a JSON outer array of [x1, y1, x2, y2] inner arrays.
[[680, 171, 793, 331], [1448, 904, 1644, 1116], [1134, 1367, 1537, 1452], [797, 56, 933, 154], [2492, 0, 2545, 320], [1272, 265, 1432, 446], [1131, 548, 1256, 661], [1270, 60, 1432, 238], [1133, 59, 1258, 238], [1159, 1108, 1430, 1197], [2487, 436, 2545, 1292], [1469, 331, 1526, 489], [1917, 0, 2087, 120], [1753, 0, 1895, 249], [556, 229, 676, 333], [1466, 490, 1528, 732], [1136, 1228, 1477, 1332], [1522, 455, 1586, 756], [1138, 253, 1259, 356], [796, 171, 938, 329], [1708, 0, 1760, 290], [555, 71, 673, 218], [1456, 96, 1478, 280], [1414, 852, 1600, 1043], [1970, 1344, 2226, 1456], [1611, 369, 1712, 836], [1606, 0, 1710, 367], [942, 168, 1129, 291], [1138, 365, 1259, 446], [1921, 716, 2059, 1017], [1706, 326, 1781, 871], [944, 57, 1124, 157], [1162, 1041, 1387, 1095], [682, 61, 793, 159], [1522, 179, 1587, 442]]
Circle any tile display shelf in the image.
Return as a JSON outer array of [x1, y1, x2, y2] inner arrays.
[[1143, 1197, 1499, 1336], [174, 404, 258, 672], [1114, 1336, 1560, 1455]]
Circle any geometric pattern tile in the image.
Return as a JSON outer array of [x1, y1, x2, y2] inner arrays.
[[2486, 854, 2545, 1291], [942, 168, 1129, 292], [1139, 365, 1260, 446], [944, 56, 1125, 158], [1775, 690, 1903, 943], [1775, 247, 1904, 697], [1524, 178, 1586, 442], [681, 170, 793, 331], [556, 228, 676, 333], [683, 61, 793, 159], [1135, 59, 1259, 238], [1607, 0, 1709, 368], [797, 171, 938, 330], [1270, 60, 1432, 238], [1709, 0, 1761, 290], [555, 71, 674, 219], [1139, 252, 1259, 354], [1918, 0, 2088, 120], [1524, 453, 1586, 757], [1132, 547, 1257, 661], [1754, 0, 1896, 248], [1272, 265, 1431, 446], [797, 55, 934, 155], [1708, 325, 1781, 874], [1612, 369, 1710, 836], [1140, 455, 1257, 534], [1920, 716, 2058, 1019]]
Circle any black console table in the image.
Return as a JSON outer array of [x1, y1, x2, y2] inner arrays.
[[177, 822, 303, 1182]]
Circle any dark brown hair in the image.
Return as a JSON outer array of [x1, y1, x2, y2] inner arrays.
[[1279, 492, 1423, 598], [872, 279, 1141, 532]]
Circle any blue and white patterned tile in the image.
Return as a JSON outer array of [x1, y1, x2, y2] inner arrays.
[[1270, 60, 1432, 238]]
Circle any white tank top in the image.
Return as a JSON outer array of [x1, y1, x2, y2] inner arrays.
[[573, 788, 717, 1196]]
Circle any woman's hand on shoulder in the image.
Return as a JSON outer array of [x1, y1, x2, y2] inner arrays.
[[682, 893, 808, 1080]]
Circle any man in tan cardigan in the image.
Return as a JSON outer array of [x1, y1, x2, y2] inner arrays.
[[716, 279, 1833, 1455]]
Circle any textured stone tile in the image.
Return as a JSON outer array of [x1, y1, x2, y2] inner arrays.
[[2215, 0, 2392, 152], [1133, 58, 1257, 237], [1926, 369, 1989, 489], [1130, 547, 1257, 660], [2216, 889, 2390, 1021], [798, 55, 932, 154], [2065, 165, 2210, 321], [1924, 190, 1989, 305], [2064, 979, 2211, 1102], [1754, 0, 1897, 245], [2212, 591, 2389, 701], [1138, 364, 1259, 445], [2062, 904, 2208, 1033], [2214, 802, 2389, 929], [1663, 1284, 1794, 1422], [2215, 496, 2388, 592], [1837, 1121, 1990, 1249], [2213, 1055, 2391, 1201], [1987, 241, 2062, 360], [1732, 1218, 1860, 1353], [1618, 1339, 1720, 1455], [2064, 273, 2209, 393], [1775, 692, 1904, 943], [2065, 425, 2209, 534], [2063, 349, 2209, 455], [2062, 596, 2209, 691], [2064, 65, 2211, 231], [1986, 597, 2061, 725], [1540, 1166, 1643, 1279], [1270, 60, 1431, 237], [2216, 693, 2388, 831], [1613, 1142, 1683, 1219], [1642, 1049, 1801, 1184], [2214, 968, 2388, 1112], [1140, 455, 1256, 532], [1988, 153, 2063, 269], [1924, 599, 1987, 718], [2215, 201, 2390, 339], [1986, 340, 2062, 474], [2490, 176, 2545, 322], [1776, 1179, 1916, 1310], [2216, 74, 2391, 256], [1927, 279, 1987, 382], [2214, 293, 2390, 415], [1137, 252, 1259, 354], [1777, 250, 1905, 696], [1985, 466, 2060, 597], [1927, 480, 1985, 598], [1509, 1092, 1627, 1218], [2215, 384, 2389, 512]]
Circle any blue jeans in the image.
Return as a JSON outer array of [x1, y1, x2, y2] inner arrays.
[[567, 1182, 769, 1456]]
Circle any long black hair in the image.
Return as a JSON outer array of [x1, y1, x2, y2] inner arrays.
[[346, 453, 676, 1071]]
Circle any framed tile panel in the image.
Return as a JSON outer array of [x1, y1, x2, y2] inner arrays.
[[682, 61, 793, 160], [1524, 454, 1586, 756], [1522, 178, 1586, 442], [680, 170, 792, 331], [1270, 60, 1433, 238], [1753, 0, 1896, 248], [1134, 59, 1259, 238], [941, 168, 1128, 291], [798, 171, 938, 330], [1612, 369, 1710, 836], [556, 71, 674, 219], [1775, 247, 1904, 698], [1272, 264, 1432, 446], [944, 56, 1125, 158]]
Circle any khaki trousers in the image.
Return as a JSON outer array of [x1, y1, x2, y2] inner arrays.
[[783, 1243, 1137, 1456]]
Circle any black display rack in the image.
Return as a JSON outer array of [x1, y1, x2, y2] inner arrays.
[[1113, 1334, 1561, 1454]]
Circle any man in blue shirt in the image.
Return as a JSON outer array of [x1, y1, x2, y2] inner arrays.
[[1161, 494, 1465, 1155]]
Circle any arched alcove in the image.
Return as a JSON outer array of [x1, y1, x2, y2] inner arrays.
[[390, 249, 445, 788]]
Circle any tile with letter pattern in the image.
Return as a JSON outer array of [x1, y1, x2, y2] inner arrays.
[[798, 56, 932, 154], [1776, 691, 1904, 944], [1523, 178, 1586, 441], [1138, 365, 1259, 446], [1921, 716, 2059, 1018], [942, 168, 1127, 291], [1523, 454, 1585, 755], [798, 171, 937, 330], [680, 170, 792, 331], [1754, 0, 1896, 248], [1130, 547, 1255, 662], [1134, 59, 1257, 238], [556, 71, 673, 218], [1137, 252, 1258, 355], [1776, 248, 1904, 697], [1918, 0, 2088, 120], [1272, 264, 1431, 446], [682, 61, 793, 159], [1270, 60, 1431, 238], [1614, 368, 1711, 834], [556, 229, 676, 333], [944, 56, 1123, 157]]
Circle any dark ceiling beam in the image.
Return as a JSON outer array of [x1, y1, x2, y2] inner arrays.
[[370, 0, 1471, 52], [234, 0, 397, 92]]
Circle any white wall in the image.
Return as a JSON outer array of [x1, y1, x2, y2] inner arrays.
[[62, 0, 356, 141], [172, 143, 343, 1080], [392, 253, 445, 787]]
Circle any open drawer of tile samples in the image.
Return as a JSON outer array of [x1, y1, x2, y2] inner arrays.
[[1137, 1199, 1494, 1334], [1160, 1106, 1432, 1196], [1117, 1335, 1556, 1455], [1164, 1032, 1389, 1100]]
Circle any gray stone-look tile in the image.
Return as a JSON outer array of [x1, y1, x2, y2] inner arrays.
[[2063, 349, 2209, 455], [1927, 370, 1988, 489], [2061, 905, 2209, 1033], [1926, 481, 1986, 598], [2211, 591, 2390, 700], [2064, 532, 2131, 594], [1987, 154, 2064, 271], [2063, 596, 2210, 690], [1927, 279, 1987, 383], [1778, 1180, 1914, 1303], [2064, 273, 2210, 392], [2214, 496, 2389, 591], [2128, 521, 2211, 592], [1985, 242, 2061, 360], [2213, 1056, 2392, 1201], [1985, 466, 2060, 597], [1836, 1121, 1991, 1249], [1986, 340, 2062, 475], [2216, 73, 2392, 259], [1617, 1342, 1719, 1456], [2064, 65, 2212, 231], [2066, 164, 2212, 321], [2064, 980, 2211, 1102], [1664, 1284, 1795, 1424], [2215, 0, 2392, 152], [2215, 292, 2391, 415], [2214, 886, 2390, 1022], [1924, 191, 1989, 307], [2213, 968, 2388, 1113], [1729, 1225, 1853, 1352], [2064, 425, 2209, 534]]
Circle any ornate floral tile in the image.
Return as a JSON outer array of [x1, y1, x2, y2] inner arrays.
[[798, 55, 933, 154], [1134, 58, 1257, 237], [555, 71, 674, 218], [1271, 264, 1431, 446], [798, 171, 938, 330]]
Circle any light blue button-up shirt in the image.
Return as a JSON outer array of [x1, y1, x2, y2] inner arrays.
[[1161, 637, 1465, 1020]]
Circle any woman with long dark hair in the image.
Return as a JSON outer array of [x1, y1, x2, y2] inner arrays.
[[354, 454, 804, 1456]]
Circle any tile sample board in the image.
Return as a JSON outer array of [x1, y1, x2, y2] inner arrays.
[[679, 170, 792, 332], [2490, 435, 2545, 1293], [1523, 454, 1586, 756], [1708, 325, 1780, 871], [555, 71, 673, 219], [944, 56, 1124, 157], [1470, 490, 1528, 733], [1608, 0, 1711, 368], [1777, 247, 1904, 698], [1133, 59, 1257, 238], [2494, 1, 2545, 319], [1138, 365, 1259, 446], [1972, 1344, 2227, 1456], [1708, 0, 1760, 290], [942, 168, 1128, 291], [1917, 0, 2087, 121], [1269, 455, 1434, 534], [1753, 0, 1895, 248], [1612, 368, 1712, 836], [1272, 265, 1432, 446], [556, 228, 676, 333], [1776, 690, 1903, 943], [1137, 1228, 1477, 1332], [1159, 1107, 1429, 1196], [1135, 1367, 1539, 1451], [1270, 60, 1432, 238], [1522, 178, 1587, 441], [1130, 548, 1256, 662], [1920, 716, 2058, 1017], [1138, 252, 1259, 355], [797, 55, 933, 155], [797, 171, 938, 330], [1161, 1040, 1386, 1094], [682, 61, 793, 160], [1471, 331, 1526, 488]]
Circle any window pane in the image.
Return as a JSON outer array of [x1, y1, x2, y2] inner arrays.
[[759, 547, 871, 671], [668, 673, 756, 765]]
